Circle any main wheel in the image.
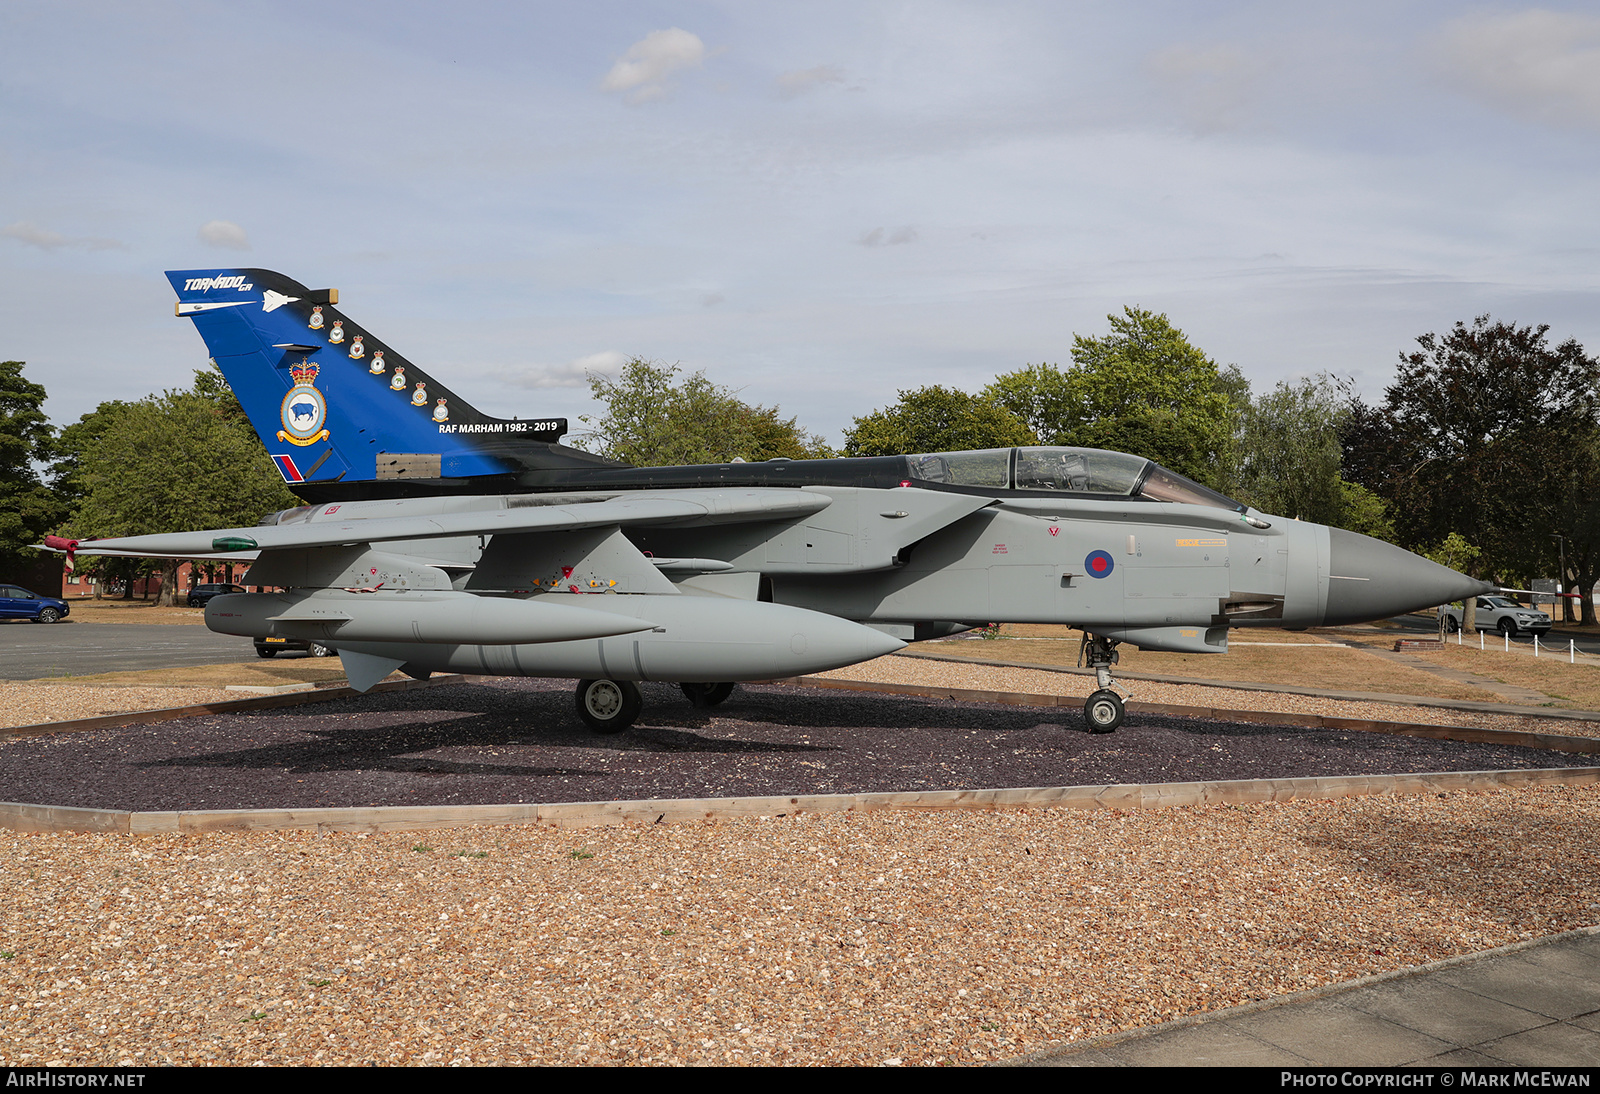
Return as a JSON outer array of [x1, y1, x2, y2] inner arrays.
[[34, 608, 60, 624], [575, 678, 642, 734], [1498, 618, 1517, 638], [680, 682, 736, 708], [1084, 689, 1125, 734]]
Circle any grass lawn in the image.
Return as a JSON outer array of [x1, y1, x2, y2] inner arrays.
[[53, 598, 208, 625], [27, 659, 365, 689]]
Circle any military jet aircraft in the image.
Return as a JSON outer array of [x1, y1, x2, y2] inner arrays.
[[54, 269, 1491, 733]]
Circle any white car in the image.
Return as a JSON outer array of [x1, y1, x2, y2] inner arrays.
[[1441, 595, 1552, 638]]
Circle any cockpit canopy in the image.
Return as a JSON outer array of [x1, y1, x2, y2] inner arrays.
[[904, 446, 1246, 512]]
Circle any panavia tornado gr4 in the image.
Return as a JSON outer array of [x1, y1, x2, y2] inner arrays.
[[60, 269, 1490, 733]]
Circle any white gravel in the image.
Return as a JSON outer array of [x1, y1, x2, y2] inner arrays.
[[1, 787, 1596, 1066]]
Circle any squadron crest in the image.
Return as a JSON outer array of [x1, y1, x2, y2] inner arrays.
[[277, 362, 330, 447]]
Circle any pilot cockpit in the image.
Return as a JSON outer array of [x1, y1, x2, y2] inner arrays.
[[904, 446, 1246, 512]]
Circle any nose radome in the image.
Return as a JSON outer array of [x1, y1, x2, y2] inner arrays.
[[1323, 527, 1493, 627]]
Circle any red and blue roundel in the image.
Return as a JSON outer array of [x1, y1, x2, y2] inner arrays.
[[1085, 550, 1115, 578]]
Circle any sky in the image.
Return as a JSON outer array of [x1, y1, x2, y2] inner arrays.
[[4, 1, 1600, 448]]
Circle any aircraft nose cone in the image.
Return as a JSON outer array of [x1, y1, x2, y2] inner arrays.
[[1323, 528, 1493, 626]]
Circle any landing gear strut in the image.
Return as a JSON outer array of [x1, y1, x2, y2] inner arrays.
[[575, 678, 642, 734], [1079, 633, 1128, 733]]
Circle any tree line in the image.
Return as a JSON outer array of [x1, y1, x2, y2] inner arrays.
[[0, 363, 299, 605], [4, 305, 1597, 616]]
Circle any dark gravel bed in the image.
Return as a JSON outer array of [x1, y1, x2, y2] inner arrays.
[[0, 678, 1591, 813]]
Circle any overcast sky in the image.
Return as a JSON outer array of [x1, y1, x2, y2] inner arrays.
[[4, 1, 1599, 447]]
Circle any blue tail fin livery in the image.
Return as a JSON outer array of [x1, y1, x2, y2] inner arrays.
[[168, 269, 612, 500]]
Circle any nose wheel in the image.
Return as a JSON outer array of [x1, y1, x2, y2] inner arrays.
[[1079, 632, 1129, 733], [1084, 690, 1125, 733]]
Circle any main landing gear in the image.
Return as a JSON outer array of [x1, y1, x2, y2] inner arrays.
[[679, 682, 735, 708], [575, 678, 642, 734], [1079, 633, 1129, 734], [574, 679, 740, 733]]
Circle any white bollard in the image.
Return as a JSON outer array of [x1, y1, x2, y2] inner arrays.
[[1534, 633, 1540, 657], [1480, 632, 1484, 651], [1505, 631, 1510, 652]]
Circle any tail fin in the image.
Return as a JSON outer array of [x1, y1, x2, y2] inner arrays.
[[167, 269, 569, 488]]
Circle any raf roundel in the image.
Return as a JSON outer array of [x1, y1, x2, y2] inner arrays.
[[1085, 549, 1115, 579]]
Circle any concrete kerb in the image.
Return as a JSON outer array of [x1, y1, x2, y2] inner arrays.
[[4, 767, 1598, 836]]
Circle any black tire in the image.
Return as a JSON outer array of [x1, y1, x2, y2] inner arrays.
[[34, 608, 60, 624], [1444, 615, 1460, 633], [575, 678, 642, 734], [188, 597, 203, 608], [680, 682, 736, 708], [310, 644, 334, 658], [1498, 618, 1517, 638], [256, 647, 277, 658], [1084, 689, 1125, 734]]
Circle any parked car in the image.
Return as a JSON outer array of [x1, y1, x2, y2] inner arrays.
[[254, 636, 335, 658], [0, 585, 70, 623], [187, 583, 246, 608], [1441, 595, 1552, 638]]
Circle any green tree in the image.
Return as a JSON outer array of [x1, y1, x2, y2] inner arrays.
[[1336, 480, 1396, 542], [1377, 316, 1600, 598], [983, 308, 1243, 487], [67, 382, 299, 606], [0, 361, 68, 583], [576, 358, 833, 465], [842, 385, 1037, 456], [1229, 375, 1347, 525]]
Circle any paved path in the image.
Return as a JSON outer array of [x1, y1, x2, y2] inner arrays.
[[1020, 927, 1600, 1066], [0, 621, 253, 679]]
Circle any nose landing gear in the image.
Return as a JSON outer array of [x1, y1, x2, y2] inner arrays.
[[1080, 633, 1128, 733]]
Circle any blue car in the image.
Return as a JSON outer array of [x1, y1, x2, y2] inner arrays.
[[0, 585, 70, 623]]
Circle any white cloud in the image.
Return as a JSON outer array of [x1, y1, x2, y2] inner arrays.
[[2, 220, 124, 251], [858, 226, 918, 247], [3, 221, 66, 250], [1145, 43, 1260, 133], [503, 350, 627, 389], [198, 220, 250, 250], [776, 64, 845, 98], [600, 28, 706, 104], [1436, 9, 1600, 129]]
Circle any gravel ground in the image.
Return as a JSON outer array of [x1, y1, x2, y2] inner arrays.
[[0, 678, 1591, 813], [0, 682, 241, 730], [2, 659, 1598, 1066], [3, 787, 1598, 1066]]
